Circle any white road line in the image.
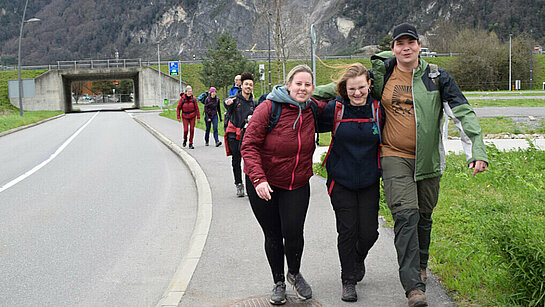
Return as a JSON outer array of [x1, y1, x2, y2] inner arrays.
[[0, 112, 100, 194]]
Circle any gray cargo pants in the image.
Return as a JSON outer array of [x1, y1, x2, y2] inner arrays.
[[381, 156, 440, 296]]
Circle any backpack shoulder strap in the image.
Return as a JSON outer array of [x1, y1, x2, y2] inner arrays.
[[428, 63, 440, 87], [266, 100, 281, 134], [322, 100, 344, 166], [332, 100, 345, 137]]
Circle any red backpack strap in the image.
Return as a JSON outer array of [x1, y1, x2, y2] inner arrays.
[[322, 101, 344, 166]]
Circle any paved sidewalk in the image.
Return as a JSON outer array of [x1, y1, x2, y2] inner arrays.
[[131, 111, 454, 307]]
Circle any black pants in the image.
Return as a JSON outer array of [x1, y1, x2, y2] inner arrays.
[[246, 176, 310, 283], [328, 178, 380, 283], [227, 133, 242, 185]]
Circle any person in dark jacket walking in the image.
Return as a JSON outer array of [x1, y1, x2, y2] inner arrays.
[[316, 63, 383, 302], [176, 85, 200, 149], [224, 72, 256, 197], [241, 65, 326, 305], [203, 87, 223, 147]]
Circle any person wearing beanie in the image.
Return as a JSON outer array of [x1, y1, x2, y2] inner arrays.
[[241, 65, 327, 305], [176, 85, 200, 149], [203, 87, 223, 147]]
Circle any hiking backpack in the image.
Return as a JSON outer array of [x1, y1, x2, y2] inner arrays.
[[321, 99, 383, 167], [197, 92, 208, 104], [264, 99, 321, 145]]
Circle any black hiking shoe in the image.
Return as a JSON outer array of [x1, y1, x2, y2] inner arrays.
[[182, 139, 187, 147], [188, 143, 194, 149], [287, 272, 312, 300], [269, 281, 287, 305], [355, 261, 366, 282], [236, 183, 245, 197], [205, 141, 209, 146], [341, 282, 357, 302], [215, 141, 222, 147]]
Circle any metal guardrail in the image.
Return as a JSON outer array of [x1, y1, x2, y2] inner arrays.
[[0, 54, 374, 72], [56, 58, 144, 69]]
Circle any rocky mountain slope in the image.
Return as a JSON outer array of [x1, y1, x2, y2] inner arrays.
[[0, 0, 543, 64]]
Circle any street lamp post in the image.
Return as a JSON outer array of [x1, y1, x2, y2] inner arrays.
[[17, 0, 40, 116]]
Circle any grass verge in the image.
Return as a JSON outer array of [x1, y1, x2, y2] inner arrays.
[[0, 111, 63, 133], [470, 99, 545, 107], [313, 144, 545, 306], [448, 117, 545, 136]]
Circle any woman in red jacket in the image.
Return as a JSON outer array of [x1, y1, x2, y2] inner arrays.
[[176, 85, 200, 149], [241, 65, 325, 305]]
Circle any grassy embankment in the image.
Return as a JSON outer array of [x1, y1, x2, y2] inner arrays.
[[0, 70, 62, 132]]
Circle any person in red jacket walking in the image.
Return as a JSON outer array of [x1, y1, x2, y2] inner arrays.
[[241, 65, 326, 305], [177, 85, 200, 149]]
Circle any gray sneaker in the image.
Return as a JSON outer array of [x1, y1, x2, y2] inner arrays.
[[236, 183, 245, 197], [341, 282, 357, 302], [269, 281, 286, 305], [287, 272, 312, 300]]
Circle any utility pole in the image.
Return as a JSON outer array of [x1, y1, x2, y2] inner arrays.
[[509, 34, 512, 91], [310, 24, 317, 86], [530, 31, 533, 90], [267, 16, 272, 92], [157, 42, 163, 112]]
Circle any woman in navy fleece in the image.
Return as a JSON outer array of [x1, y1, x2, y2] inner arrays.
[[317, 63, 383, 302]]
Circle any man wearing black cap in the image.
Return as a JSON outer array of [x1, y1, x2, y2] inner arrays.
[[370, 23, 488, 306]]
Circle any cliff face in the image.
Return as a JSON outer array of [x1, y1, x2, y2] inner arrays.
[[0, 0, 543, 64]]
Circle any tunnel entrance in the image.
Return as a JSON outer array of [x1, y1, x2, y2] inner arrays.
[[61, 68, 140, 113], [70, 79, 135, 112]]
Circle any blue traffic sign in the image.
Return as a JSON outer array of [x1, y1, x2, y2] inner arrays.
[[169, 61, 179, 76]]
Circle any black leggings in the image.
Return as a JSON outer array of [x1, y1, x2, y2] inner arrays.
[[328, 178, 380, 283], [246, 176, 310, 283]]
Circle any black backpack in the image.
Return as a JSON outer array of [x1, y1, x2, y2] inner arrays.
[[264, 99, 320, 144]]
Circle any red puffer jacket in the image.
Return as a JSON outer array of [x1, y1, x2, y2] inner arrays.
[[241, 99, 325, 190], [176, 94, 200, 120]]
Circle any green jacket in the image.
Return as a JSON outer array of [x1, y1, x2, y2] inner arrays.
[[313, 52, 488, 181], [371, 51, 487, 180]]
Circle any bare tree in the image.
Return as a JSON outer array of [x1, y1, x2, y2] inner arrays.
[[255, 0, 292, 86], [72, 81, 85, 104]]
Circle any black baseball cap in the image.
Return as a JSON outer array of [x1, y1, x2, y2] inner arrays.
[[392, 23, 419, 41]]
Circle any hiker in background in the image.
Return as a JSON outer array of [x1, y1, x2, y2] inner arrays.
[[203, 87, 223, 147], [224, 72, 256, 197], [241, 65, 326, 305], [315, 63, 383, 302], [176, 85, 200, 149], [371, 23, 488, 307], [229, 74, 242, 96]]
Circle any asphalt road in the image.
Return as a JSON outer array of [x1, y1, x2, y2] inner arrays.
[[0, 111, 197, 306]]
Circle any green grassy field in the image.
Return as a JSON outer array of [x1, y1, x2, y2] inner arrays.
[[314, 145, 545, 306], [1, 54, 544, 132], [470, 99, 545, 107]]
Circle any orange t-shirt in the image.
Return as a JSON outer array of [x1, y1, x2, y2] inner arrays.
[[380, 66, 417, 159]]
